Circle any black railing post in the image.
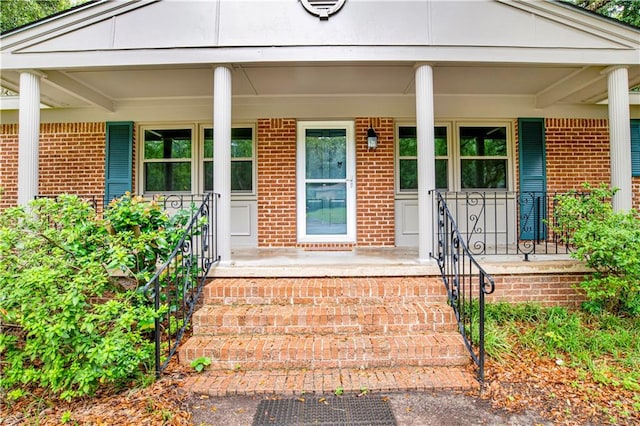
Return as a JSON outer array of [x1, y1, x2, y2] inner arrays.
[[478, 272, 487, 384], [144, 192, 220, 375], [432, 191, 495, 383], [153, 275, 161, 378]]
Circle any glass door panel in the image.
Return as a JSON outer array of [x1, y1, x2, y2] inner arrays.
[[306, 182, 347, 235], [297, 122, 355, 242]]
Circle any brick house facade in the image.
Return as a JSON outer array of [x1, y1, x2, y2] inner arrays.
[[1, 118, 638, 242], [4, 3, 640, 393], [1, 0, 639, 260]]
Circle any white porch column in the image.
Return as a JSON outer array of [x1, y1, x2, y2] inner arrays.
[[415, 64, 435, 262], [605, 66, 632, 211], [17, 71, 42, 206], [213, 66, 232, 264]]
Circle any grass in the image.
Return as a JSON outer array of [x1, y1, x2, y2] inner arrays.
[[483, 302, 640, 392]]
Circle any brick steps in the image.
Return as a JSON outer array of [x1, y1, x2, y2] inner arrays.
[[180, 277, 475, 395], [202, 277, 447, 305], [179, 333, 469, 370], [182, 365, 478, 396], [192, 302, 458, 335]]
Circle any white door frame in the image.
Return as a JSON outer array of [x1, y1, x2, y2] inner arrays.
[[296, 120, 356, 243]]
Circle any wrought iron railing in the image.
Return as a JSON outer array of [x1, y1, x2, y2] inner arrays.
[[433, 190, 495, 383], [437, 191, 572, 260], [142, 192, 220, 375]]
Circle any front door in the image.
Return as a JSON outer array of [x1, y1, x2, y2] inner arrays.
[[297, 121, 356, 243]]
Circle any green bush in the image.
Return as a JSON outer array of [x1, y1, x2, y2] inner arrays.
[[104, 193, 189, 285], [552, 183, 640, 315], [0, 195, 181, 400]]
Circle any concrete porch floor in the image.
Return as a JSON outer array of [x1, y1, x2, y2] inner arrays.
[[209, 246, 576, 278]]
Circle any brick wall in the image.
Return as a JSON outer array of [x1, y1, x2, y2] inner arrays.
[[257, 118, 298, 246], [0, 124, 19, 209], [256, 118, 396, 248], [355, 118, 395, 246], [38, 122, 106, 199], [488, 272, 587, 308], [0, 122, 106, 211], [633, 177, 640, 211], [545, 118, 610, 193]]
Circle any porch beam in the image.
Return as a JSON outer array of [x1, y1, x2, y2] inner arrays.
[[605, 66, 632, 211], [213, 66, 232, 264], [415, 63, 435, 262], [44, 70, 115, 112], [17, 71, 42, 206], [535, 66, 605, 108]]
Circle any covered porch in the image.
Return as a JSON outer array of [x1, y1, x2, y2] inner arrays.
[[219, 245, 575, 276], [2, 1, 639, 269]]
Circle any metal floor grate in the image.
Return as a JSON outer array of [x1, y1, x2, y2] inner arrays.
[[252, 396, 397, 426]]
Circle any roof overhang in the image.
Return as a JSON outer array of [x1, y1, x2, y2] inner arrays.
[[1, 0, 638, 112]]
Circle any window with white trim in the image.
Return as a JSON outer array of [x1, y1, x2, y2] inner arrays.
[[140, 124, 255, 195], [203, 127, 255, 193], [459, 125, 508, 189], [142, 127, 194, 193], [396, 122, 512, 193], [397, 125, 449, 191]]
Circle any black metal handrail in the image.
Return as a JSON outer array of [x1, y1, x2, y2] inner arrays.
[[142, 192, 220, 375], [433, 190, 495, 383], [438, 191, 572, 260]]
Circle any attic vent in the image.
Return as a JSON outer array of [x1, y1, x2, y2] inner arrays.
[[300, 0, 346, 20]]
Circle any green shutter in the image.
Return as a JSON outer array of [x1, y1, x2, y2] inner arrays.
[[632, 119, 640, 177], [518, 118, 546, 241], [105, 122, 133, 204]]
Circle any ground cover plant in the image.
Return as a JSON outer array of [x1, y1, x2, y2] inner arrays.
[[0, 194, 187, 405], [481, 302, 640, 424]]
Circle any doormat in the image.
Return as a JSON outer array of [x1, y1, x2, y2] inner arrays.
[[252, 395, 397, 426]]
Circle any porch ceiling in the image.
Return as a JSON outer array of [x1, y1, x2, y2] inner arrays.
[[2, 61, 639, 111]]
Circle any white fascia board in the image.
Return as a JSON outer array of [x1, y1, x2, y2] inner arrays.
[[502, 0, 640, 48], [2, 45, 640, 70], [0, 0, 156, 51]]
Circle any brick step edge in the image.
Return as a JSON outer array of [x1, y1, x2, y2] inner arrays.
[[192, 302, 458, 335], [202, 277, 447, 305], [181, 365, 479, 397], [178, 333, 470, 370]]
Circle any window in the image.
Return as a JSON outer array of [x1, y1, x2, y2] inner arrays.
[[140, 124, 255, 195], [459, 126, 508, 189], [142, 128, 193, 192], [395, 122, 512, 193], [203, 127, 254, 193], [397, 126, 449, 192]]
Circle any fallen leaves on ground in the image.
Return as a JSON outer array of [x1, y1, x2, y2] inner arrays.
[[1, 363, 193, 426], [3, 344, 638, 424], [479, 346, 639, 425]]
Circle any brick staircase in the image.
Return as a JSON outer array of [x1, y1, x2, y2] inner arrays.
[[179, 277, 478, 396]]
